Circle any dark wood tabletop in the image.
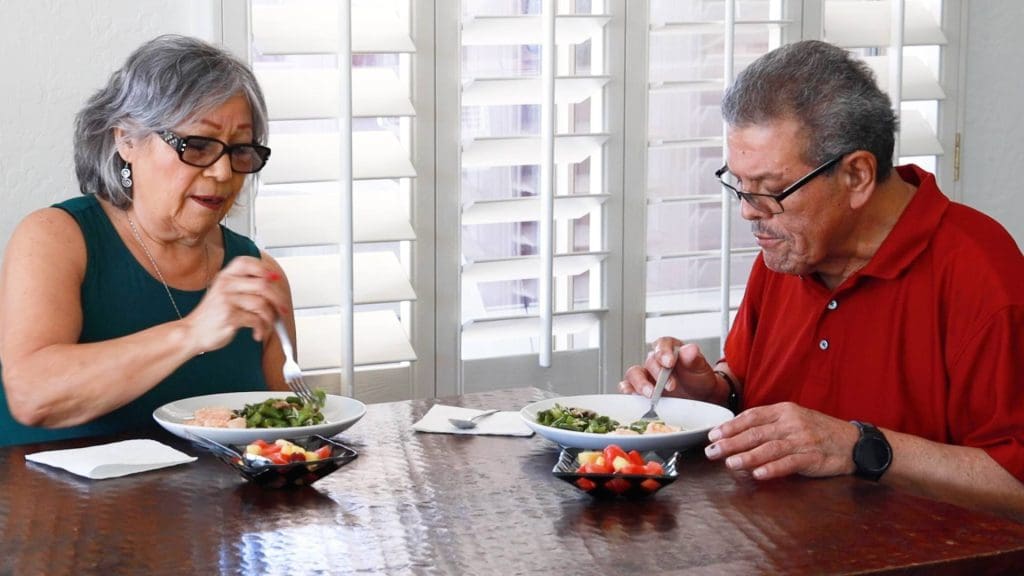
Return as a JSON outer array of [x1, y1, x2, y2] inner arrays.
[[2, 387, 1023, 575]]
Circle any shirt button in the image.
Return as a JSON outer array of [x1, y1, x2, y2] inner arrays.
[[827, 299, 838, 310], [819, 339, 829, 351]]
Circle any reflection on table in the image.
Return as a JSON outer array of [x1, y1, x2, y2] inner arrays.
[[2, 387, 1023, 575]]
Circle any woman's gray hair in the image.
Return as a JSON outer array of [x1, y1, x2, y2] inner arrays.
[[721, 40, 898, 181], [74, 34, 268, 208]]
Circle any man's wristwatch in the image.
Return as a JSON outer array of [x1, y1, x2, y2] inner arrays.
[[851, 421, 892, 481]]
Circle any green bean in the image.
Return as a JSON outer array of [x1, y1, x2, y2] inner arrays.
[[232, 392, 328, 429]]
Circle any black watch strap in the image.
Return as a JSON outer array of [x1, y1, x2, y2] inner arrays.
[[851, 421, 892, 481]]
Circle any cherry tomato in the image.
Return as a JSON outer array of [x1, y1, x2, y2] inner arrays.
[[605, 478, 631, 495], [252, 439, 270, 448], [266, 452, 289, 465], [644, 461, 665, 475], [620, 464, 648, 475], [640, 479, 661, 492], [260, 443, 283, 455], [627, 450, 644, 466], [580, 462, 613, 475], [576, 478, 597, 491], [313, 445, 332, 460], [603, 445, 628, 468]]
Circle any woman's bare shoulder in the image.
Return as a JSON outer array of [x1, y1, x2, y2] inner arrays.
[[3, 206, 87, 276]]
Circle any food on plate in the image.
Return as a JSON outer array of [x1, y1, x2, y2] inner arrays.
[[191, 407, 247, 428], [535, 403, 682, 435], [191, 389, 327, 429], [241, 438, 332, 466], [574, 444, 667, 493]]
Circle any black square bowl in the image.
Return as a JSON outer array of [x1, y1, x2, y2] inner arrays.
[[553, 448, 679, 498], [217, 435, 358, 489]]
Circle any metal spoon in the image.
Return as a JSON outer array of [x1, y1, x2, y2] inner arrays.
[[448, 409, 501, 429]]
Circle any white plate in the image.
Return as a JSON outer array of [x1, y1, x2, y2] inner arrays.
[[520, 394, 734, 451], [153, 391, 366, 445]]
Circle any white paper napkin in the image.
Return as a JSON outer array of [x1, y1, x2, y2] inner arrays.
[[25, 439, 197, 479], [413, 404, 534, 436]]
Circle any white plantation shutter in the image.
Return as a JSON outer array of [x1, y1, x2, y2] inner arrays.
[[447, 0, 621, 395], [631, 0, 956, 366], [249, 0, 418, 399], [635, 1, 798, 357], [823, 0, 949, 164]]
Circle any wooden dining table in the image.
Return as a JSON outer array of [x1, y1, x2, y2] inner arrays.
[[2, 387, 1023, 575]]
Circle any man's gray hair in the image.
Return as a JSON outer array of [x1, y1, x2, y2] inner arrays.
[[74, 34, 268, 208], [721, 40, 898, 181]]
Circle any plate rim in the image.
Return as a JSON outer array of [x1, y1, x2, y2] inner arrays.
[[519, 393, 733, 450], [152, 390, 367, 442]]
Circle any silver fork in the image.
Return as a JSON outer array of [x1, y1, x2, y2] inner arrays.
[[273, 319, 318, 406], [639, 366, 671, 421]]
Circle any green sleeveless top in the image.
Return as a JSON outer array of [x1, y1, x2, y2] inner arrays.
[[0, 195, 267, 446]]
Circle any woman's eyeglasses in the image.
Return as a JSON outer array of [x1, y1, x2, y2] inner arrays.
[[159, 130, 271, 174]]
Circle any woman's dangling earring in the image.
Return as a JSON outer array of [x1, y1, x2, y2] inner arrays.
[[120, 162, 133, 189]]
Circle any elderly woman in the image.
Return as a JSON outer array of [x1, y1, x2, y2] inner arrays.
[[0, 35, 294, 446]]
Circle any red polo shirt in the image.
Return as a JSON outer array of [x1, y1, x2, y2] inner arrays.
[[724, 165, 1024, 482]]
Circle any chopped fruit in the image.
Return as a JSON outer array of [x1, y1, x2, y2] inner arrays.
[[612, 455, 632, 472], [245, 439, 330, 464], [577, 451, 604, 466]]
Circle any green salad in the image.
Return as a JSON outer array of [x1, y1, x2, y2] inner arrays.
[[234, 389, 327, 428], [535, 403, 620, 433]]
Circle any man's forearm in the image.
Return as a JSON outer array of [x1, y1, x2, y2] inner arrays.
[[883, 429, 1024, 522]]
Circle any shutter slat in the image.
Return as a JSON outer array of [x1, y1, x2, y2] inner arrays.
[[252, 2, 339, 55], [262, 133, 342, 184], [256, 193, 340, 248], [296, 310, 416, 369], [462, 76, 610, 106], [824, 0, 947, 48], [352, 0, 414, 53], [278, 252, 414, 309], [255, 184, 413, 248], [461, 15, 611, 46], [863, 55, 945, 101], [462, 311, 603, 340], [462, 194, 608, 226], [354, 68, 415, 117], [354, 251, 416, 304], [462, 134, 608, 168], [462, 252, 607, 283], [262, 132, 415, 184], [353, 131, 416, 180], [353, 181, 415, 243], [253, 1, 414, 55], [899, 108, 943, 156], [257, 68, 340, 120]]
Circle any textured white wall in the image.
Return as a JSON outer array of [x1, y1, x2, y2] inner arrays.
[[961, 3, 1024, 248], [0, 0, 218, 256]]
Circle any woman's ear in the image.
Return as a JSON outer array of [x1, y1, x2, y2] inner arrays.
[[113, 127, 135, 163], [843, 150, 877, 210]]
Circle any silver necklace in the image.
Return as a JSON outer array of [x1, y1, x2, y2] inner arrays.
[[125, 211, 210, 320]]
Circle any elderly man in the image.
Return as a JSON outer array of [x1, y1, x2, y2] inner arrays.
[[620, 40, 1024, 520]]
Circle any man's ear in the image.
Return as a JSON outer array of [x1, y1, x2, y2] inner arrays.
[[843, 150, 877, 210], [113, 127, 135, 163]]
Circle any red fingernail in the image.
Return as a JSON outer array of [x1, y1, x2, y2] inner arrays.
[[267, 272, 282, 281]]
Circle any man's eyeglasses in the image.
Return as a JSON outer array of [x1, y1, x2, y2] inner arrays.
[[715, 152, 847, 215], [159, 130, 271, 174]]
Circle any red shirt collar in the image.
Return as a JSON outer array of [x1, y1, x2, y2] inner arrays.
[[853, 164, 949, 281]]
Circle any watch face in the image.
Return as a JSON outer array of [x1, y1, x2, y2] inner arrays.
[[855, 436, 891, 471]]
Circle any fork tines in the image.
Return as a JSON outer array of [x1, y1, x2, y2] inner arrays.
[[287, 377, 317, 406]]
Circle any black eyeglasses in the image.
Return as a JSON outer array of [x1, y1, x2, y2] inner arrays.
[[715, 152, 847, 215], [159, 130, 271, 174]]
